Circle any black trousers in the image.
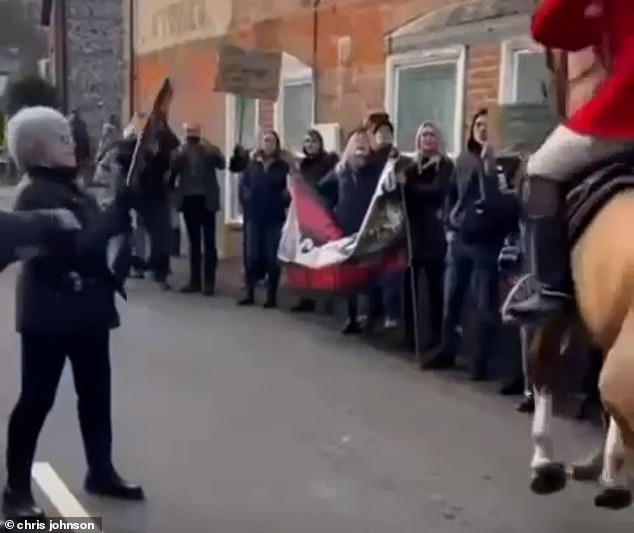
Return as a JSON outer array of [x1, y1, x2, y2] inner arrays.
[[182, 195, 217, 287], [138, 200, 171, 282], [244, 220, 282, 290], [404, 260, 445, 352], [6, 331, 114, 491]]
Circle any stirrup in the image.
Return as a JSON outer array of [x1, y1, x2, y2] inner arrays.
[[501, 273, 538, 324]]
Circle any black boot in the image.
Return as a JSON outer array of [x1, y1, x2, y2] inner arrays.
[[507, 179, 573, 322], [291, 298, 316, 313], [238, 286, 255, 306], [263, 273, 279, 309], [203, 270, 216, 296], [2, 487, 44, 519], [84, 469, 144, 501], [181, 278, 201, 294]]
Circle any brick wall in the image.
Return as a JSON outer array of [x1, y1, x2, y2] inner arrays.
[[64, 0, 123, 144], [131, 0, 521, 144], [466, 44, 501, 131]]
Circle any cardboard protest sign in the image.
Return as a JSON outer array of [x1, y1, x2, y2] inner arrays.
[[214, 44, 282, 101]]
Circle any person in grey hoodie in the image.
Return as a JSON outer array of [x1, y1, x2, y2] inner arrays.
[[423, 109, 516, 380]]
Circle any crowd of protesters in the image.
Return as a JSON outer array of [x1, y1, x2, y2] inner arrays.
[[226, 109, 601, 416], [87, 106, 601, 418]]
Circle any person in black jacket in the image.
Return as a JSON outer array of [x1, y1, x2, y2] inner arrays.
[[231, 131, 290, 308], [318, 128, 384, 334], [3, 106, 143, 519], [423, 109, 511, 379], [115, 118, 180, 289], [291, 129, 339, 313], [400, 121, 453, 353]]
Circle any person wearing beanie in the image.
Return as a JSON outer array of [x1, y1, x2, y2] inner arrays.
[[3, 106, 144, 519]]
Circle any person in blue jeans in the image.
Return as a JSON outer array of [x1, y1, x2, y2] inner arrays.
[[423, 109, 514, 380], [231, 131, 290, 308]]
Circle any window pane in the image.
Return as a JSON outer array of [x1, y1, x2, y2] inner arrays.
[[514, 51, 549, 104], [396, 63, 457, 154], [282, 82, 313, 153], [234, 96, 257, 150]]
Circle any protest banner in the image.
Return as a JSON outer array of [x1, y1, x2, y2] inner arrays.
[[278, 159, 407, 294]]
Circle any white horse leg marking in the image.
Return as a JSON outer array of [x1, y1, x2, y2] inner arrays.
[[531, 387, 555, 469], [601, 417, 626, 488]]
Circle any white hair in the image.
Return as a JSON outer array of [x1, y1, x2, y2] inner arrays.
[[7, 106, 74, 169]]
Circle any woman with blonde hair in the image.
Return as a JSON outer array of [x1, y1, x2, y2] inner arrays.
[[399, 121, 454, 353]]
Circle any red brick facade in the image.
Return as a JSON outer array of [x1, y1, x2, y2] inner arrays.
[[131, 0, 522, 143], [127, 0, 538, 255]]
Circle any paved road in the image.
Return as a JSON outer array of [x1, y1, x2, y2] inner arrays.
[[0, 266, 631, 533]]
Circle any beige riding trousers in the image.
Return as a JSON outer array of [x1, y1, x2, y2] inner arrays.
[[527, 125, 630, 182]]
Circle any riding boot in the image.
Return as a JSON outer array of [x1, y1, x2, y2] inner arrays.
[[508, 178, 573, 322]]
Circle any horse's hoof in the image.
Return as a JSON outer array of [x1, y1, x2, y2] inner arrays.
[[531, 463, 567, 495], [594, 487, 632, 510]]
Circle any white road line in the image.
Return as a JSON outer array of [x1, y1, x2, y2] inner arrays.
[[32, 462, 103, 532]]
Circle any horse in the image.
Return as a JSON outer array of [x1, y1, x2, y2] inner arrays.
[[506, 48, 634, 510]]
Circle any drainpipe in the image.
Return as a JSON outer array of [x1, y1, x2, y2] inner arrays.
[[312, 0, 320, 123], [129, 0, 135, 119], [58, 0, 69, 112]]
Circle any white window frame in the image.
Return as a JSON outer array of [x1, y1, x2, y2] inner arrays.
[[498, 36, 546, 104], [224, 94, 260, 225], [385, 46, 466, 159], [274, 53, 315, 155]]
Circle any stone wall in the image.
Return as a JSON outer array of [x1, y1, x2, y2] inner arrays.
[[65, 0, 123, 148]]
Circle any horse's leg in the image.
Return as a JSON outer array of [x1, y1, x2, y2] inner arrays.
[[529, 319, 568, 494], [596, 320, 634, 509], [530, 386, 567, 494], [571, 345, 606, 481], [594, 417, 632, 509]]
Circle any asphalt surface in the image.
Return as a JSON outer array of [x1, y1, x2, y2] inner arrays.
[[0, 260, 630, 533]]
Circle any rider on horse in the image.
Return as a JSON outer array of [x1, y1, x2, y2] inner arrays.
[[508, 0, 634, 322]]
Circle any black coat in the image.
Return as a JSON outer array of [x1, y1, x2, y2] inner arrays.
[[318, 160, 383, 236], [238, 156, 290, 224], [403, 157, 453, 261], [14, 169, 129, 335], [299, 152, 339, 186]]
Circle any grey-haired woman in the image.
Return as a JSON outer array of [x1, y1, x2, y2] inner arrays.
[[3, 106, 143, 519]]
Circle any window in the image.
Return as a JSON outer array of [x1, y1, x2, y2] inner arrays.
[[500, 38, 550, 104], [234, 96, 257, 150], [386, 47, 465, 156], [225, 94, 258, 224], [280, 80, 313, 154], [275, 53, 314, 154]]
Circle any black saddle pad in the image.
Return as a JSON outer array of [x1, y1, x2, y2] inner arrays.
[[565, 161, 634, 246]]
